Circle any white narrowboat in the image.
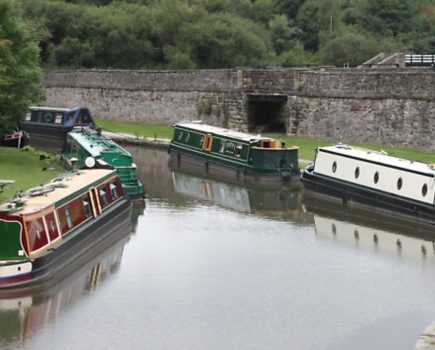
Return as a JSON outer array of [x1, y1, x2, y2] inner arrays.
[[301, 144, 435, 222]]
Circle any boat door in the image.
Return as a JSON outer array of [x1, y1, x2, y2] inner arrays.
[[203, 134, 213, 152]]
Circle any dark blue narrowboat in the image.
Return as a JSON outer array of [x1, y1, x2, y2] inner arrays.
[[20, 107, 96, 152]]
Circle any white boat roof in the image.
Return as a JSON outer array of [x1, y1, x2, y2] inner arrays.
[[175, 122, 272, 142], [0, 169, 117, 216], [319, 145, 435, 176], [29, 106, 74, 112]]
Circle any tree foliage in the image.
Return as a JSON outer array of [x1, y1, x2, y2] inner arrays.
[[18, 0, 435, 70], [0, 0, 42, 135]]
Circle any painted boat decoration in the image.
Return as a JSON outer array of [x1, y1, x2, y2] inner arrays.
[[168, 121, 300, 185], [0, 168, 130, 288], [20, 106, 96, 152], [63, 128, 144, 201], [301, 144, 435, 222]]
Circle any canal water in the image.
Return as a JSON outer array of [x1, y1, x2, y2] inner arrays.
[[2, 147, 435, 350]]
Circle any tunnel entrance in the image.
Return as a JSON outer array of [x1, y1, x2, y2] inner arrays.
[[247, 94, 288, 134]]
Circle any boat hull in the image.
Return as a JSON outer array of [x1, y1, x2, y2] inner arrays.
[[0, 197, 131, 289], [301, 166, 435, 223], [169, 148, 300, 187], [19, 123, 70, 152]]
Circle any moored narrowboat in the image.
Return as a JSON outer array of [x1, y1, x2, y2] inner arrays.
[[301, 144, 435, 222], [0, 168, 130, 288], [20, 107, 96, 152], [168, 122, 299, 185], [63, 128, 144, 201]]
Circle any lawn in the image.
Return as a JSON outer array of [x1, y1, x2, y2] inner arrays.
[[96, 118, 173, 139], [0, 147, 60, 202], [96, 118, 435, 164]]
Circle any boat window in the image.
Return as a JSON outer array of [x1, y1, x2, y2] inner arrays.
[[83, 196, 93, 217], [219, 140, 226, 153], [332, 161, 337, 173], [65, 208, 74, 229], [422, 184, 428, 197], [185, 133, 190, 142], [235, 144, 243, 158], [55, 113, 63, 124], [45, 212, 60, 242], [110, 183, 118, 200], [178, 131, 183, 141], [25, 218, 49, 252], [64, 112, 75, 124], [262, 141, 271, 148], [354, 167, 360, 179], [374, 171, 379, 184], [99, 187, 109, 207], [25, 112, 31, 121], [42, 112, 54, 123], [397, 177, 403, 190]]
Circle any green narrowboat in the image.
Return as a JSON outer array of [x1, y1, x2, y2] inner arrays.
[[63, 128, 144, 201], [0, 168, 130, 288], [168, 122, 299, 185]]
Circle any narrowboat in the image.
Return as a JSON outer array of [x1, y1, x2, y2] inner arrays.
[[168, 122, 300, 185], [20, 106, 96, 152], [301, 144, 435, 222], [63, 128, 144, 201], [0, 168, 130, 288]]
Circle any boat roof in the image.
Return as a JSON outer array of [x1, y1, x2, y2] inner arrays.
[[68, 129, 131, 158], [175, 122, 274, 143], [319, 144, 435, 176], [28, 106, 81, 113], [0, 169, 117, 216]]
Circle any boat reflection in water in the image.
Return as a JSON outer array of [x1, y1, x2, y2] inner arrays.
[[171, 169, 312, 224], [303, 189, 435, 261], [0, 203, 142, 347]]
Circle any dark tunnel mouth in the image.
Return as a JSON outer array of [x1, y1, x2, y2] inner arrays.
[[247, 95, 288, 134]]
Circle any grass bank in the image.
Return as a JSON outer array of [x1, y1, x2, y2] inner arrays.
[[0, 148, 60, 202], [97, 118, 435, 164]]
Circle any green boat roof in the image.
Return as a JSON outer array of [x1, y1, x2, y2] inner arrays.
[[174, 122, 275, 143], [68, 129, 131, 159]]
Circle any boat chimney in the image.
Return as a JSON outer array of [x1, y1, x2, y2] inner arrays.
[[97, 127, 102, 136], [70, 157, 78, 172]]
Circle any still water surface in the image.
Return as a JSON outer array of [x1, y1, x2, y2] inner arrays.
[[2, 147, 435, 350]]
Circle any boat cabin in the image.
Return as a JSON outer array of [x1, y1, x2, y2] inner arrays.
[[64, 128, 144, 200], [20, 107, 96, 152]]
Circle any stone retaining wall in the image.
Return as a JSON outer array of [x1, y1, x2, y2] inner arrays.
[[43, 68, 435, 150]]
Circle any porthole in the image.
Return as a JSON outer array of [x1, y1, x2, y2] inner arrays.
[[354, 229, 359, 240], [397, 177, 403, 190], [354, 167, 360, 179], [422, 184, 428, 197], [332, 161, 337, 173], [331, 223, 337, 235], [373, 171, 379, 184]]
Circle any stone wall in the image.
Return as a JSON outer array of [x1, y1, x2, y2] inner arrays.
[[42, 68, 435, 150]]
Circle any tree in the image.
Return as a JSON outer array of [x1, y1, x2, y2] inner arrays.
[[0, 0, 42, 137]]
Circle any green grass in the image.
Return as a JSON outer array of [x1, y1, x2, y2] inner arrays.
[[96, 119, 435, 164], [96, 118, 174, 139], [0, 148, 61, 202]]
